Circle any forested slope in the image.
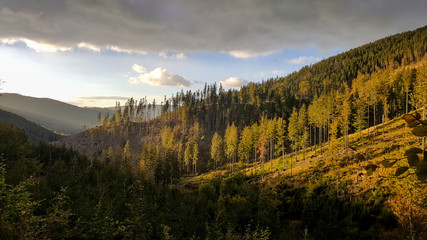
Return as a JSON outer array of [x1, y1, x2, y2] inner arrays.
[[0, 109, 65, 144], [58, 25, 426, 177]]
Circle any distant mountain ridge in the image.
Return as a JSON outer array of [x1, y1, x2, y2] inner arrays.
[[0, 93, 116, 134], [0, 108, 65, 144]]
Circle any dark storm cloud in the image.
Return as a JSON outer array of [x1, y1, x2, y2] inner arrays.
[[0, 0, 425, 57]]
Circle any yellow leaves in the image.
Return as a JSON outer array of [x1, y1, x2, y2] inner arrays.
[[387, 178, 427, 238]]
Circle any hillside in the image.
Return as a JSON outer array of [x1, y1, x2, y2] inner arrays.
[[0, 93, 117, 134], [0, 109, 65, 144], [57, 26, 426, 166]]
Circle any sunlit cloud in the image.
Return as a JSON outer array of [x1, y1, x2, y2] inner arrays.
[[1, 38, 70, 53], [132, 64, 147, 74], [219, 77, 248, 88], [78, 96, 130, 100], [159, 52, 187, 60], [108, 45, 138, 54], [77, 42, 101, 52], [129, 66, 190, 88], [229, 50, 277, 59], [288, 56, 322, 65]]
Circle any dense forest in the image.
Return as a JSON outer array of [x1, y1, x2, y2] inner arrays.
[[1, 26, 427, 239]]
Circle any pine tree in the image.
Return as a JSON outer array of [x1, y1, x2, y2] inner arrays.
[[115, 102, 122, 122], [192, 143, 199, 175], [287, 107, 299, 176], [211, 132, 224, 170], [184, 144, 192, 175], [275, 117, 286, 168], [257, 133, 268, 176], [238, 126, 253, 170], [298, 104, 308, 159], [340, 86, 352, 149], [288, 107, 299, 153], [225, 123, 238, 172]]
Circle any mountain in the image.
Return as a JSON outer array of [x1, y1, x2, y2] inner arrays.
[[0, 93, 116, 134], [0, 109, 65, 144]]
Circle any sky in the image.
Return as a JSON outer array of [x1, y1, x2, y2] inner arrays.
[[0, 0, 426, 107]]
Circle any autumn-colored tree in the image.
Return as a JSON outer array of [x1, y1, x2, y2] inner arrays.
[[184, 144, 192, 174], [413, 64, 427, 154], [298, 104, 309, 159], [102, 112, 110, 125], [388, 178, 427, 240], [161, 126, 175, 150], [193, 143, 199, 175], [402, 68, 415, 113], [123, 140, 132, 171], [115, 101, 122, 122], [225, 123, 238, 172], [339, 85, 351, 149], [413, 64, 427, 117], [288, 107, 299, 153], [238, 126, 253, 170], [211, 132, 224, 170], [257, 133, 268, 176]]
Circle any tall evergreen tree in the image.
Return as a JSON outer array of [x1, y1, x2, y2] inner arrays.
[[211, 132, 224, 170], [225, 123, 238, 172]]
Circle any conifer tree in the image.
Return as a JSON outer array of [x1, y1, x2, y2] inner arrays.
[[298, 104, 308, 158], [340, 86, 352, 149], [275, 117, 286, 167], [287, 107, 299, 176], [225, 123, 238, 172], [211, 132, 224, 170], [288, 107, 299, 153], [193, 143, 199, 175], [115, 102, 122, 122], [184, 144, 192, 174], [257, 133, 268, 175], [238, 126, 253, 169]]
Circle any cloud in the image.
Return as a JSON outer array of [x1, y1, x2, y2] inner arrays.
[[132, 64, 147, 73], [78, 96, 130, 101], [219, 77, 248, 89], [229, 50, 278, 59], [289, 56, 322, 65], [129, 66, 190, 88], [159, 52, 187, 60], [1, 38, 70, 53], [77, 42, 101, 52], [0, 1, 425, 57]]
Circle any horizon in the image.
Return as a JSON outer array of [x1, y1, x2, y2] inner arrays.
[[0, 0, 426, 108]]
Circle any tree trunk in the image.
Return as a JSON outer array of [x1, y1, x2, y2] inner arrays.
[[282, 142, 285, 169], [423, 108, 426, 161], [374, 104, 377, 136], [406, 89, 409, 114]]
